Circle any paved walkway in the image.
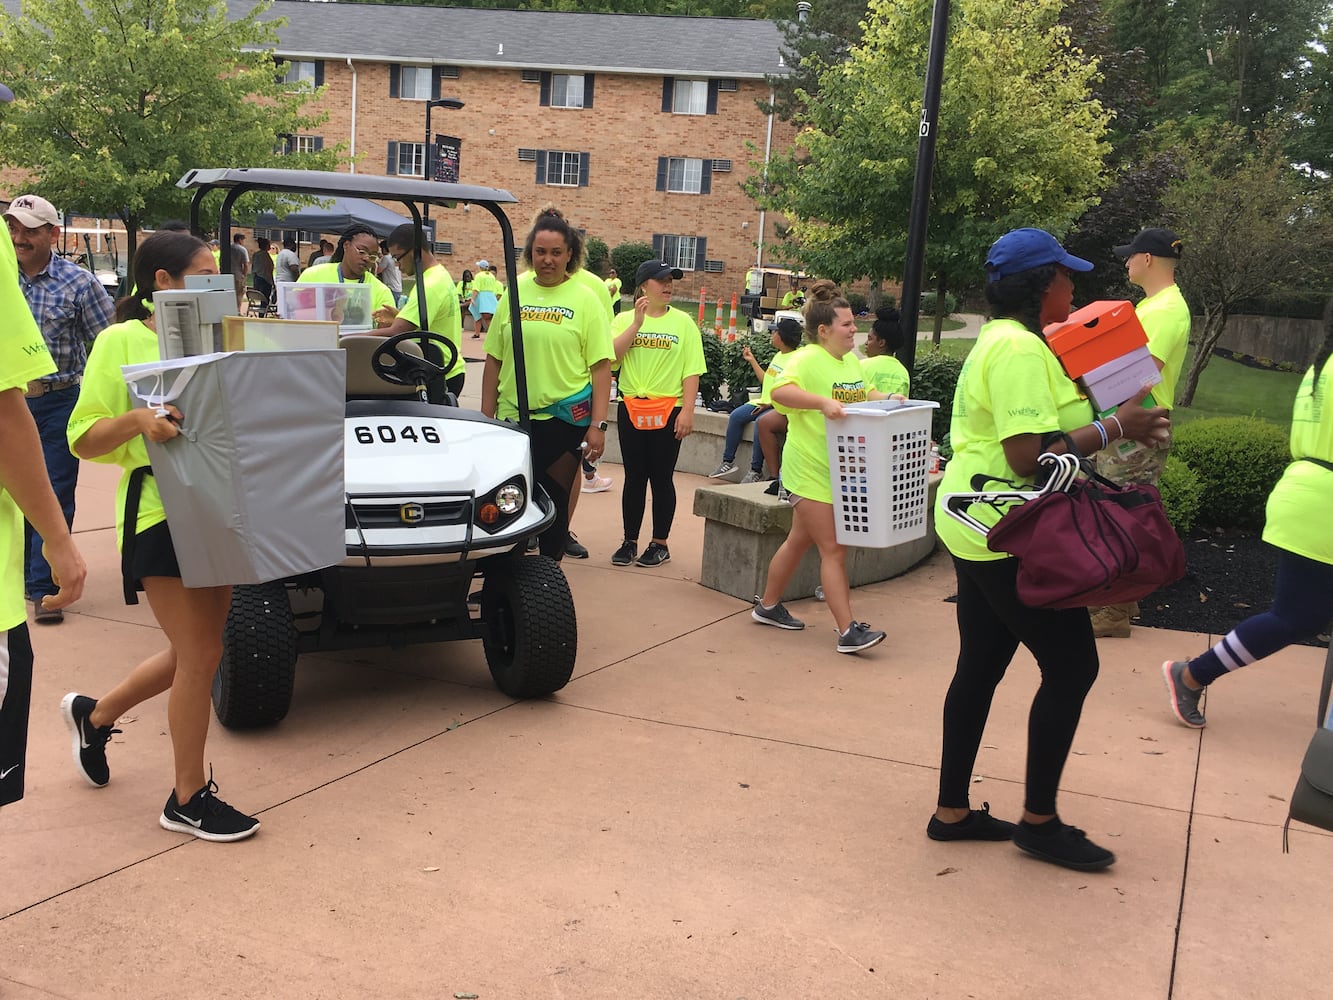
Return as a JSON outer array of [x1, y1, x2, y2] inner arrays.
[[2, 425, 1329, 998]]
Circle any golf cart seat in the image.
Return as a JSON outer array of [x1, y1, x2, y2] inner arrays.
[[341, 334, 425, 400]]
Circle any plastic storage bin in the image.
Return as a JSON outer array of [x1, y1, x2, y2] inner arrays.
[[825, 399, 939, 547], [276, 281, 375, 332], [1043, 300, 1147, 379]]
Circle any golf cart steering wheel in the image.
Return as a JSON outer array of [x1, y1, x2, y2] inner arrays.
[[370, 331, 460, 388]]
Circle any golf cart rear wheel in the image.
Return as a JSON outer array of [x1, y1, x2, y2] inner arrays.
[[481, 555, 577, 698], [213, 582, 298, 729]]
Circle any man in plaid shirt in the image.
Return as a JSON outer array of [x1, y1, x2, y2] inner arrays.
[[4, 194, 113, 624]]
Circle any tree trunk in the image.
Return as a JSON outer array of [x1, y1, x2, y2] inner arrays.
[[1178, 305, 1228, 407], [867, 277, 882, 312], [121, 211, 140, 296], [931, 271, 946, 346]]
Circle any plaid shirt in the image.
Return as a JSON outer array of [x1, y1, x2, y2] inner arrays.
[[17, 252, 115, 382]]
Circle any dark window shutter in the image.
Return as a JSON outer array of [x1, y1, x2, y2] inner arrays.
[[539, 72, 551, 107], [652, 234, 665, 257], [535, 153, 547, 185], [700, 159, 712, 195], [706, 79, 719, 115], [314, 61, 325, 88], [694, 238, 707, 272], [273, 56, 284, 86], [578, 153, 590, 187], [584, 74, 594, 109], [386, 141, 398, 175], [433, 66, 443, 101], [656, 157, 668, 192], [661, 77, 673, 113], [313, 136, 324, 152], [389, 64, 400, 98]]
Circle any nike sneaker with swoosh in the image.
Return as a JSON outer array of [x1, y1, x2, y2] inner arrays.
[[160, 770, 260, 842], [59, 693, 120, 787]]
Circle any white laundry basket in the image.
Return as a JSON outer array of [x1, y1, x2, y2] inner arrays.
[[825, 399, 939, 547]]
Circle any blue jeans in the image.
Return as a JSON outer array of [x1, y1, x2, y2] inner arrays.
[[24, 386, 80, 601], [724, 403, 765, 470]]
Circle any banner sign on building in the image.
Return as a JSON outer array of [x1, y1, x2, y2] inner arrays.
[[434, 136, 461, 183]]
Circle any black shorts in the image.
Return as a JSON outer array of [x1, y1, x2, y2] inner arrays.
[[125, 520, 182, 598], [0, 623, 34, 807]]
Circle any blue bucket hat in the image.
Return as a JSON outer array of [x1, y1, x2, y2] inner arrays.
[[985, 228, 1093, 282]]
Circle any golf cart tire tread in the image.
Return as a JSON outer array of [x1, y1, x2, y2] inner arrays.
[[482, 556, 577, 698], [214, 582, 298, 729]]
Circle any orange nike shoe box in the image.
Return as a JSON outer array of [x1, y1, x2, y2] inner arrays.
[[1043, 300, 1148, 379]]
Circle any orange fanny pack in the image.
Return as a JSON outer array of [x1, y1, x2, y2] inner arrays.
[[621, 396, 679, 430]]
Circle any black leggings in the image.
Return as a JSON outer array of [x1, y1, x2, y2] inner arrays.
[[617, 401, 682, 543], [939, 556, 1100, 816], [528, 417, 586, 561]]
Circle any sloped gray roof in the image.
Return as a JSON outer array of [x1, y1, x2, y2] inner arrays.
[[232, 0, 788, 79]]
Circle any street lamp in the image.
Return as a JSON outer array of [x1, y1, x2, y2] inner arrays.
[[423, 97, 465, 232]]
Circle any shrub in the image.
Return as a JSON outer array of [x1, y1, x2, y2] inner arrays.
[[909, 349, 964, 442], [698, 327, 780, 404], [920, 291, 958, 318], [1170, 417, 1290, 529], [584, 236, 609, 276], [1156, 455, 1204, 535], [609, 241, 656, 290], [846, 291, 868, 315]]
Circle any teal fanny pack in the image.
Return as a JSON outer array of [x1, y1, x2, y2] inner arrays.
[[537, 383, 593, 426]]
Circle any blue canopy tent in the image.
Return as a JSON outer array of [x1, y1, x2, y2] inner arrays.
[[254, 196, 416, 239]]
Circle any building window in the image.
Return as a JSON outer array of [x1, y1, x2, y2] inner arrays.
[[667, 158, 704, 194], [392, 141, 427, 178], [399, 66, 432, 101], [672, 79, 708, 115], [550, 74, 585, 109], [660, 236, 698, 272], [293, 135, 322, 155], [282, 60, 319, 89], [545, 151, 582, 187]]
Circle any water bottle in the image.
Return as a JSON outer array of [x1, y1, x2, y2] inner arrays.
[[695, 391, 704, 408], [609, 376, 618, 402], [929, 443, 941, 474]]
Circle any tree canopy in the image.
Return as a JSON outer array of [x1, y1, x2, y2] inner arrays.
[[0, 0, 341, 259]]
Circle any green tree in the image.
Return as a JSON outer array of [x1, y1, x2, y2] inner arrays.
[[767, 0, 871, 123], [750, 0, 1110, 340], [1165, 129, 1333, 406], [0, 0, 340, 262]]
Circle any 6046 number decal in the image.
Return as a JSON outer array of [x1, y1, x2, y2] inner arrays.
[[352, 424, 441, 445]]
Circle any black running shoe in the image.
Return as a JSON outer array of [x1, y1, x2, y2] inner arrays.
[[565, 532, 589, 559], [1013, 817, 1115, 871], [637, 542, 670, 567], [611, 540, 637, 566], [926, 802, 1016, 842], [160, 771, 260, 843], [60, 692, 119, 788]]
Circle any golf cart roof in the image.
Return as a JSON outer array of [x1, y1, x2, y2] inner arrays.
[[177, 168, 517, 208]]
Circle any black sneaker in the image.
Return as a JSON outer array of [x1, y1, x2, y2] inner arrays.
[[60, 692, 119, 788], [611, 540, 637, 566], [751, 601, 805, 630], [1013, 817, 1115, 871], [926, 802, 1016, 842], [764, 477, 783, 497], [1161, 659, 1206, 729], [565, 532, 589, 559], [637, 542, 670, 567], [836, 622, 886, 654], [160, 772, 260, 843]]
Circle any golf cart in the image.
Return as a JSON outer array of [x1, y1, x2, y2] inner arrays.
[[180, 167, 576, 728]]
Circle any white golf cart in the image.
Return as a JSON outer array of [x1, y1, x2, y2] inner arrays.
[[180, 168, 577, 728]]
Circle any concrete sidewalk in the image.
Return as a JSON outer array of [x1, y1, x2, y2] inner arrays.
[[3, 456, 1330, 999]]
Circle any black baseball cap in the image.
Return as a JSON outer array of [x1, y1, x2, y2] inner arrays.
[[635, 259, 683, 285], [1114, 228, 1183, 259]]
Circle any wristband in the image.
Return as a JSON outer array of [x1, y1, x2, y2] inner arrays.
[[1092, 420, 1108, 450], [1107, 414, 1124, 441]]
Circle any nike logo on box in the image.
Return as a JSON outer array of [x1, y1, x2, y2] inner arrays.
[[0, 764, 19, 780]]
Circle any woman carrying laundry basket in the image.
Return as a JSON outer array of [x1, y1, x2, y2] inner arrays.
[[62, 231, 259, 843], [928, 229, 1169, 871]]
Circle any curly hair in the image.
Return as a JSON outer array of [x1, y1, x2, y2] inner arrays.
[[331, 224, 380, 263], [983, 264, 1058, 335], [868, 305, 904, 352]]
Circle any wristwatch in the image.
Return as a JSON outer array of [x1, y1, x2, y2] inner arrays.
[[596, 420, 609, 432]]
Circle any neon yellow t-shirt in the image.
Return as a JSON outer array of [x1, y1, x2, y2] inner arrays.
[[1263, 362, 1333, 565], [772, 345, 869, 505], [299, 261, 397, 323], [861, 354, 911, 397], [396, 264, 464, 379], [67, 319, 168, 549], [1, 228, 57, 630], [758, 347, 802, 406], [572, 268, 614, 323], [612, 306, 706, 399], [935, 318, 1093, 562], [485, 272, 614, 423], [1138, 283, 1190, 410], [606, 276, 622, 301], [471, 271, 499, 295]]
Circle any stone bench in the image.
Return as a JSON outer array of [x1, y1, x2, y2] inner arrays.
[[602, 404, 759, 478], [691, 478, 941, 602]]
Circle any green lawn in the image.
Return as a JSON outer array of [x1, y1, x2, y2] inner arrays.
[[695, 305, 965, 336], [911, 338, 1301, 430]]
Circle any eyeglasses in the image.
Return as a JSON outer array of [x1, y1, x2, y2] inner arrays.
[[354, 246, 381, 263], [392, 249, 410, 264]]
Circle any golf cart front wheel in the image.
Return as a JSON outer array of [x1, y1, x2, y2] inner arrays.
[[213, 581, 298, 729], [481, 555, 577, 698]]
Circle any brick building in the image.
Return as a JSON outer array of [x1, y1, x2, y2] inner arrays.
[[236, 0, 796, 297]]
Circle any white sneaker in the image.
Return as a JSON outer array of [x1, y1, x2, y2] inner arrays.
[[582, 474, 613, 493]]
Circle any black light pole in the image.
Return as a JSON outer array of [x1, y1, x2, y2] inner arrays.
[[423, 97, 465, 233], [897, 0, 951, 378]]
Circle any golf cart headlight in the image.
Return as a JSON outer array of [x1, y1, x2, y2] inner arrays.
[[496, 483, 524, 515]]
